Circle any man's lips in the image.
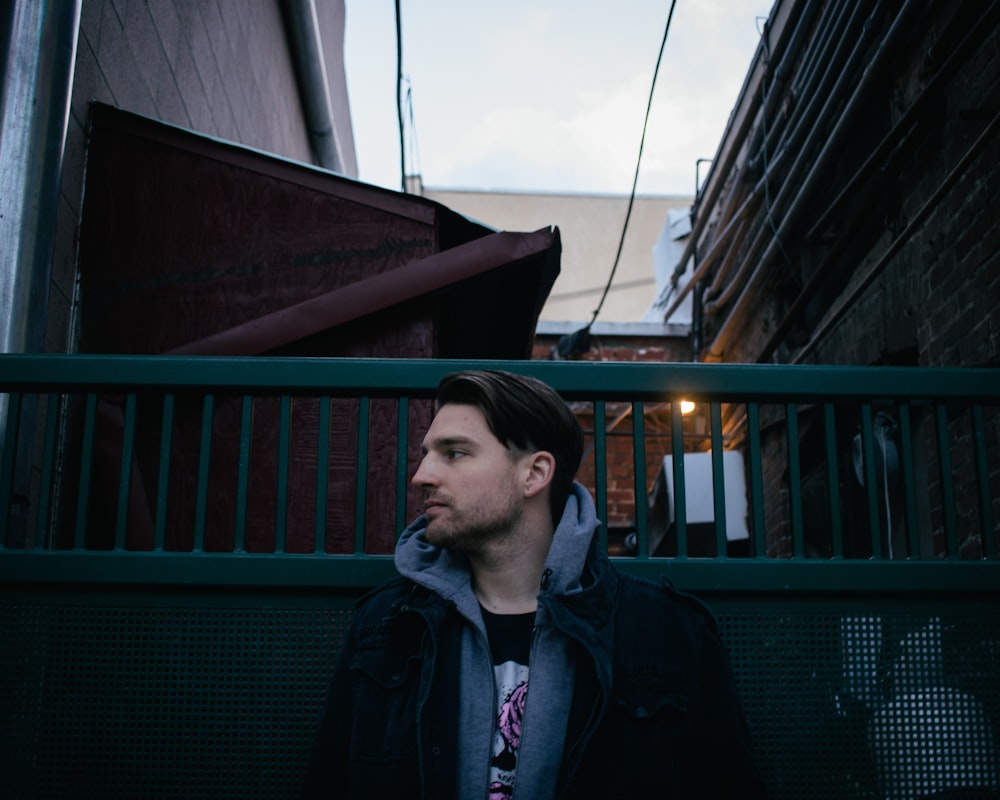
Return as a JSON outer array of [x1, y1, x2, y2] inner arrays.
[[423, 499, 447, 515]]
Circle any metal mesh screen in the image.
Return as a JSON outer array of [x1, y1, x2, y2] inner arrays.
[[2, 600, 999, 799], [719, 609, 1000, 800], [1, 600, 354, 800]]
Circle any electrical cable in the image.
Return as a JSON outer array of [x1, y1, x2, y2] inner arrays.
[[395, 0, 406, 192], [588, 0, 677, 328], [404, 76, 422, 182], [556, 0, 677, 358]]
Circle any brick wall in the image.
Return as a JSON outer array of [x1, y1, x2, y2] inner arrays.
[[574, 408, 672, 529], [532, 332, 693, 529]]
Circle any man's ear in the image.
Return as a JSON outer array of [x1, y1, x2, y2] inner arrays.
[[523, 451, 556, 498]]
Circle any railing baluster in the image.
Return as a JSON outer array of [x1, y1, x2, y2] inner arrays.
[[0, 355, 996, 569], [395, 396, 409, 540], [746, 402, 766, 558], [234, 394, 252, 553], [935, 403, 958, 558], [355, 396, 370, 555], [74, 392, 98, 550], [671, 401, 688, 559], [710, 402, 727, 559], [823, 403, 843, 558], [897, 403, 920, 559], [34, 392, 61, 549], [786, 404, 804, 557], [593, 400, 608, 552], [0, 390, 22, 546], [971, 404, 995, 560], [114, 393, 138, 550], [315, 395, 331, 553], [154, 393, 175, 551], [192, 394, 214, 553], [275, 395, 291, 554], [632, 402, 648, 560], [859, 403, 882, 559]]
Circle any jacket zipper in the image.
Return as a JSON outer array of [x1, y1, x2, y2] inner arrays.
[[509, 623, 539, 800]]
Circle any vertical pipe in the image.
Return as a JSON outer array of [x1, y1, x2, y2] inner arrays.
[[0, 0, 80, 352], [0, 1, 82, 524]]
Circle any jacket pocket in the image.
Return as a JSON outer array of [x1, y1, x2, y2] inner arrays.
[[347, 637, 423, 761]]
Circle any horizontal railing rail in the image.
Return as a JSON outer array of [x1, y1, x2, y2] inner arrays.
[[2, 355, 998, 593]]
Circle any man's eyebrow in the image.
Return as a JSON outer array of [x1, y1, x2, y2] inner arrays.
[[422, 435, 477, 453]]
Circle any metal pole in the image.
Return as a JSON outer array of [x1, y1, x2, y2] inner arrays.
[[0, 0, 81, 543]]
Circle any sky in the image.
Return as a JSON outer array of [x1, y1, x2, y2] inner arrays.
[[342, 0, 775, 197]]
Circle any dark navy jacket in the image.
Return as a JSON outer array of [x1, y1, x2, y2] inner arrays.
[[302, 541, 766, 799]]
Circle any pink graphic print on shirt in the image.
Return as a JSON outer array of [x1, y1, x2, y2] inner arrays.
[[488, 661, 530, 800]]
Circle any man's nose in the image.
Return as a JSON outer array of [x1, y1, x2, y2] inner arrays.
[[411, 454, 436, 487]]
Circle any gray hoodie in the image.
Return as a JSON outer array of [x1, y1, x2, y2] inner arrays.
[[394, 482, 600, 800]]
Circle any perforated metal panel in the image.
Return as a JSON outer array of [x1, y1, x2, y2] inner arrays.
[[3, 598, 999, 799], [719, 608, 1000, 800], [1, 599, 355, 800]]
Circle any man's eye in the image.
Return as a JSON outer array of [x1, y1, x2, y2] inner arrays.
[[447, 450, 467, 460]]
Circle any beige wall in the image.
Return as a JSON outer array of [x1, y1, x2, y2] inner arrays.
[[424, 188, 691, 324]]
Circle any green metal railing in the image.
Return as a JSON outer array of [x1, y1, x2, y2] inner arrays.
[[1, 354, 999, 593], [3, 354, 1000, 800]]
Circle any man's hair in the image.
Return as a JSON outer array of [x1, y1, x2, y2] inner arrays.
[[436, 370, 584, 526]]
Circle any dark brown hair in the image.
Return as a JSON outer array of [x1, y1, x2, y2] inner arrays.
[[436, 370, 584, 526]]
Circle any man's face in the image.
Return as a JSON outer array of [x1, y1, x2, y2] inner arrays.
[[411, 403, 528, 554]]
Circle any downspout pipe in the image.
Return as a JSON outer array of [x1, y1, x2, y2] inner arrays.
[[705, 0, 923, 361], [0, 0, 80, 356], [281, 0, 345, 173], [653, 0, 808, 323], [0, 0, 81, 545]]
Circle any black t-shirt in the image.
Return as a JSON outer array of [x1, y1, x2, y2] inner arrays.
[[480, 606, 535, 796]]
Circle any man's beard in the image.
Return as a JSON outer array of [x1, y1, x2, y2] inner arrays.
[[424, 493, 524, 556]]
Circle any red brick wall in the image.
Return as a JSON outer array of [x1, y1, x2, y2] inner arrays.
[[532, 333, 693, 528]]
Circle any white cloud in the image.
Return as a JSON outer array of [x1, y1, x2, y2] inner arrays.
[[345, 0, 772, 195]]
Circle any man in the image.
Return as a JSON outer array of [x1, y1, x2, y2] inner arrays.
[[303, 369, 765, 798]]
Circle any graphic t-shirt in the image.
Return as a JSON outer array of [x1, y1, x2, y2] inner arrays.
[[481, 606, 535, 800]]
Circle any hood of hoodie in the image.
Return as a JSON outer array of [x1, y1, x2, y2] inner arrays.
[[394, 482, 599, 627]]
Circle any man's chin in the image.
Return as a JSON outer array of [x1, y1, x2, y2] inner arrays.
[[423, 524, 455, 549]]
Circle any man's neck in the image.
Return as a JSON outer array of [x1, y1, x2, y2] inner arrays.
[[469, 516, 554, 615]]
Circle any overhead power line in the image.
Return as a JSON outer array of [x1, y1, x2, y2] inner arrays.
[[557, 0, 678, 359], [395, 0, 405, 191]]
